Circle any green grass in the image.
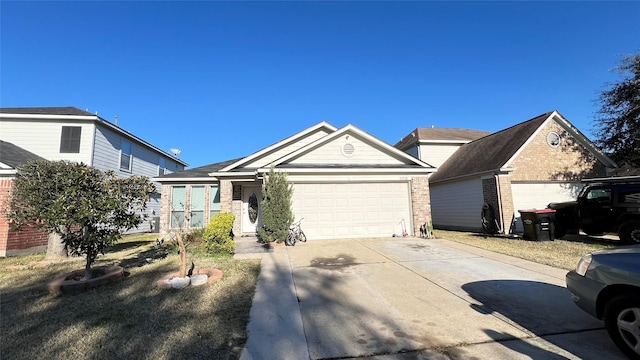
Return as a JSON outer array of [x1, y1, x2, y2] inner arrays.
[[0, 234, 260, 360], [434, 230, 616, 270]]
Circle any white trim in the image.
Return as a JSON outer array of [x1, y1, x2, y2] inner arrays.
[[219, 121, 338, 172], [429, 168, 514, 184], [153, 177, 219, 182], [0, 169, 17, 175], [0, 113, 98, 120], [256, 167, 435, 174], [503, 112, 555, 167], [270, 124, 435, 169], [418, 139, 475, 144]]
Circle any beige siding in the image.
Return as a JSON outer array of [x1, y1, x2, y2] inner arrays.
[[430, 178, 484, 231], [418, 143, 463, 168], [289, 134, 407, 165], [243, 129, 332, 168], [0, 119, 94, 164], [511, 182, 582, 232]]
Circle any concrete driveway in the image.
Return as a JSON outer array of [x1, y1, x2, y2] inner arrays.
[[240, 237, 625, 360]]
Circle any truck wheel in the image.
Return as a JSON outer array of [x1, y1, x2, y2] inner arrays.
[[619, 220, 640, 244], [604, 294, 640, 360]]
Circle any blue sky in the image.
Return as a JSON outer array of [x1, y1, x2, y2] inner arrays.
[[2, 1, 638, 168]]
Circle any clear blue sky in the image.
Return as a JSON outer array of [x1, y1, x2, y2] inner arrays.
[[2, 1, 638, 168]]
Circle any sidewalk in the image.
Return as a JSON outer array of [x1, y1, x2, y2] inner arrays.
[[239, 248, 309, 360]]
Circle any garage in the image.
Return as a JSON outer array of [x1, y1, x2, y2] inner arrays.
[[430, 178, 484, 231], [291, 182, 412, 239], [511, 182, 582, 232]]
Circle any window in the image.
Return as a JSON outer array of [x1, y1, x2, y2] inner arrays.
[[586, 188, 611, 201], [190, 186, 205, 228], [120, 140, 132, 171], [210, 185, 221, 219], [170, 186, 186, 228], [158, 157, 166, 176], [60, 126, 81, 153]]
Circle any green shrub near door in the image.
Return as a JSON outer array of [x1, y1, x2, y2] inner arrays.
[[203, 213, 236, 254]]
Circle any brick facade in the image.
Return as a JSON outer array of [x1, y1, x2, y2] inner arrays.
[[410, 176, 432, 235], [509, 121, 608, 181], [0, 177, 49, 257]]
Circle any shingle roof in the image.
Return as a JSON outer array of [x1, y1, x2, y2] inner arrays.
[[0, 106, 95, 116], [395, 128, 491, 150], [0, 140, 45, 168], [157, 158, 243, 179], [429, 111, 553, 183]]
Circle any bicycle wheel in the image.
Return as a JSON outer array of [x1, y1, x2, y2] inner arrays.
[[298, 231, 307, 242], [285, 232, 296, 246]]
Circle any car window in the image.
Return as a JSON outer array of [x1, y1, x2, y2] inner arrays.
[[586, 188, 611, 201], [617, 184, 640, 203]]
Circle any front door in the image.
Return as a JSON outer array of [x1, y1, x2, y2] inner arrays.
[[242, 186, 262, 233]]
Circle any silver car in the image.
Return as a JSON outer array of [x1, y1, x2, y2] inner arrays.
[[566, 246, 640, 359]]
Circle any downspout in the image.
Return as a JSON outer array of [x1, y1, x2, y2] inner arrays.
[[495, 173, 505, 234]]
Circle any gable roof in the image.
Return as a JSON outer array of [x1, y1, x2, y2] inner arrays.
[[0, 106, 188, 167], [429, 110, 618, 183], [395, 128, 491, 150], [0, 106, 95, 116], [0, 140, 45, 169], [271, 123, 434, 169], [429, 111, 554, 183], [219, 121, 338, 172]]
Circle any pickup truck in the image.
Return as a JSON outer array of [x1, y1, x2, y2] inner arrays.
[[547, 177, 640, 244]]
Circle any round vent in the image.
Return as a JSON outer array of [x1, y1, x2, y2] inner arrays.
[[547, 132, 561, 148], [342, 143, 355, 157]]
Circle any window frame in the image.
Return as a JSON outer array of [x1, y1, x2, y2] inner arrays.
[[170, 186, 186, 229], [60, 126, 82, 153], [158, 157, 166, 176], [190, 186, 205, 228], [120, 139, 132, 172]]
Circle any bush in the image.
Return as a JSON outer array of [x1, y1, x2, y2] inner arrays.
[[203, 213, 236, 255], [257, 167, 294, 243]]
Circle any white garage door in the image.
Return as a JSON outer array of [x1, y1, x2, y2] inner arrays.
[[291, 182, 411, 239], [511, 182, 582, 232], [430, 178, 484, 231]]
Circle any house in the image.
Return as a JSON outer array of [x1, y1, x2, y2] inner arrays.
[[400, 110, 618, 233], [155, 122, 435, 239], [395, 128, 491, 167], [0, 141, 51, 256], [0, 107, 189, 255]]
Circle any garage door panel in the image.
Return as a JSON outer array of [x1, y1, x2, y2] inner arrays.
[[511, 182, 582, 233], [292, 182, 411, 239]]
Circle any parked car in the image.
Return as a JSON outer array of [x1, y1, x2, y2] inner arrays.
[[566, 246, 640, 359], [548, 176, 640, 243]]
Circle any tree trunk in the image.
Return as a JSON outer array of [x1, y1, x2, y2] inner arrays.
[[45, 232, 68, 259], [177, 232, 187, 278], [83, 248, 93, 280]]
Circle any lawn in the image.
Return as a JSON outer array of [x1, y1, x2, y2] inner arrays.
[[0, 233, 260, 360], [434, 229, 617, 270]]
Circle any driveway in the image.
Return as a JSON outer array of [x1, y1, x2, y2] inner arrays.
[[240, 237, 624, 359]]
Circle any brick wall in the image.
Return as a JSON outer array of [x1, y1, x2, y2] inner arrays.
[[410, 176, 432, 235], [0, 177, 49, 257], [510, 121, 608, 182]]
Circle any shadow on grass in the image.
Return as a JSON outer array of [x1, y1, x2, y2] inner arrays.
[[466, 231, 620, 247], [106, 240, 155, 253], [0, 243, 260, 360]]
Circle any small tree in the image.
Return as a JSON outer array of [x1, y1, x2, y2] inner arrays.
[[593, 52, 640, 168], [257, 166, 294, 243], [6, 160, 156, 280]]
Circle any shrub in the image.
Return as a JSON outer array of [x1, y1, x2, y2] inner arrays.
[[257, 166, 294, 243], [203, 213, 236, 255]]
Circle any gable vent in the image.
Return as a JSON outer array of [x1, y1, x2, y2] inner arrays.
[[342, 143, 355, 157]]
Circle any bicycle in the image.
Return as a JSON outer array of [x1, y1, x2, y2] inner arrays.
[[285, 218, 307, 246]]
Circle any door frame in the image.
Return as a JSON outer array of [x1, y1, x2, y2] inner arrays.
[[242, 185, 262, 233]]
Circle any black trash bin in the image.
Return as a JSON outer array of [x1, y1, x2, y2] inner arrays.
[[518, 209, 556, 241]]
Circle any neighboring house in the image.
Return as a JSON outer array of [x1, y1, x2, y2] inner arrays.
[[0, 141, 50, 256], [155, 122, 435, 239], [0, 107, 188, 253], [395, 128, 491, 167], [403, 110, 618, 233]]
